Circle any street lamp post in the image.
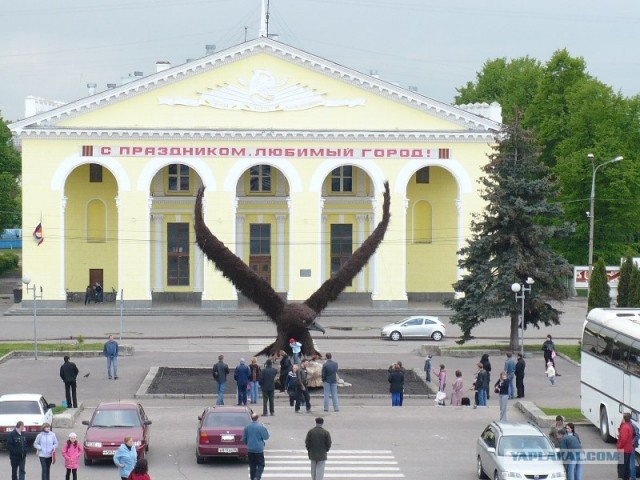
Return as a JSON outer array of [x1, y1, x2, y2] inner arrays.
[[511, 277, 534, 356], [588, 153, 623, 285], [22, 276, 43, 360]]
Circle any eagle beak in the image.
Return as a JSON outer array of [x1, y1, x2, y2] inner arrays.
[[307, 320, 326, 334]]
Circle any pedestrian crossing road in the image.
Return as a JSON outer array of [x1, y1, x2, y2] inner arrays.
[[262, 449, 405, 478]]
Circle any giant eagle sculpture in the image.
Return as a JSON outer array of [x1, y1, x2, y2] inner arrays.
[[194, 181, 391, 358]]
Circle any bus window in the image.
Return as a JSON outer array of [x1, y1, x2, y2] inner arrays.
[[582, 323, 601, 355], [611, 337, 631, 368]]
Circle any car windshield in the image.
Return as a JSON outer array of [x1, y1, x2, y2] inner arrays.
[[204, 413, 251, 428], [0, 401, 41, 415], [394, 318, 411, 324], [498, 435, 553, 456], [91, 410, 140, 428]]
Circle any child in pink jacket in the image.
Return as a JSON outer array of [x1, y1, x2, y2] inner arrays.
[[62, 432, 83, 480]]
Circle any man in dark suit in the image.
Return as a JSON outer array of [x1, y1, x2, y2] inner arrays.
[[60, 355, 80, 408], [8, 421, 28, 480], [515, 353, 526, 398]]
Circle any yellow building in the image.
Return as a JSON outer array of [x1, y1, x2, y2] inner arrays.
[[10, 38, 500, 309]]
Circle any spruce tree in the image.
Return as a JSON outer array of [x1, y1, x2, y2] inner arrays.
[[444, 117, 573, 349], [588, 258, 610, 311], [617, 256, 634, 307]]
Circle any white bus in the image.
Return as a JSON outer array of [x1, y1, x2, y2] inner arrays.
[[581, 308, 640, 445]]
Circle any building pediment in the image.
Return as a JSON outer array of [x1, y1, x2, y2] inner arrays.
[[10, 38, 501, 136]]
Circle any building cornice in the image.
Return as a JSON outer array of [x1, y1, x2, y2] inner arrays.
[[14, 128, 496, 143]]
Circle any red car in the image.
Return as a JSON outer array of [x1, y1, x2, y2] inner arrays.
[[82, 401, 152, 465], [196, 405, 252, 464]]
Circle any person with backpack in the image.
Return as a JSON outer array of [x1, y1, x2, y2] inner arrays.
[[212, 354, 229, 405]]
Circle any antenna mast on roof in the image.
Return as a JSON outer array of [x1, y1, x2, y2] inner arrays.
[[259, 0, 270, 38]]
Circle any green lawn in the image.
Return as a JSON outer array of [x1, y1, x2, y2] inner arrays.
[[538, 407, 586, 423], [0, 342, 103, 357]]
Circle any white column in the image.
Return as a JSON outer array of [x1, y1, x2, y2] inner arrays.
[[59, 196, 67, 298], [368, 210, 377, 297], [355, 214, 367, 292], [236, 215, 245, 261], [455, 199, 464, 280], [321, 214, 328, 282], [275, 214, 286, 292], [152, 214, 164, 292]]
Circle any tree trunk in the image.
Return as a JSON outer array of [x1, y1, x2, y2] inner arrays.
[[510, 313, 520, 351]]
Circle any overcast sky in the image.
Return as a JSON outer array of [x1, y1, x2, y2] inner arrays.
[[1, 0, 639, 122]]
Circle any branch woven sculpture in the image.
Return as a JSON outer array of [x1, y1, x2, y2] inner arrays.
[[194, 181, 391, 358]]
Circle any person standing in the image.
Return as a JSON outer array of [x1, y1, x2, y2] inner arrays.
[[62, 432, 82, 480], [249, 357, 261, 404], [423, 354, 432, 383], [113, 436, 137, 480], [504, 352, 517, 400], [234, 358, 251, 406], [494, 372, 509, 421], [95, 282, 103, 303], [286, 365, 299, 407], [295, 359, 312, 413], [475, 363, 488, 406], [34, 422, 58, 480], [259, 359, 278, 416], [432, 364, 447, 393], [8, 421, 28, 480], [557, 428, 583, 480], [542, 334, 560, 374], [290, 338, 302, 365], [60, 355, 79, 408], [279, 351, 292, 393], [515, 353, 526, 398], [616, 412, 635, 480], [480, 354, 492, 399], [546, 361, 556, 385], [84, 285, 93, 305], [549, 415, 565, 448], [128, 458, 151, 480], [388, 363, 404, 407], [322, 352, 339, 413], [242, 413, 270, 480], [213, 354, 230, 405], [305, 417, 332, 480], [451, 370, 464, 406], [103, 334, 119, 380]]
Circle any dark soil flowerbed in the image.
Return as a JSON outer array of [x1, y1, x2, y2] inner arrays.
[[147, 367, 431, 396]]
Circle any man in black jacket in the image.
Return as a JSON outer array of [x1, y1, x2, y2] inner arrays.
[[8, 421, 28, 480], [60, 355, 80, 408], [295, 359, 312, 413], [305, 417, 332, 480], [515, 353, 526, 398], [259, 359, 278, 416], [213, 354, 230, 405]]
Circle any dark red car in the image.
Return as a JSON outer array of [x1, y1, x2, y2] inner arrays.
[[82, 401, 152, 465], [196, 405, 252, 464]]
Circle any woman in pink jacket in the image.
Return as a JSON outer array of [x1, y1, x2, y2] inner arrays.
[[62, 432, 83, 480]]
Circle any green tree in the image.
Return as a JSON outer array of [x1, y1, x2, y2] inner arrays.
[[617, 256, 634, 307], [0, 116, 21, 231], [455, 56, 543, 124], [629, 266, 640, 307], [588, 258, 610, 311], [444, 118, 573, 349]]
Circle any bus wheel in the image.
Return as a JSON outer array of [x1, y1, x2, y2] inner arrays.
[[599, 406, 614, 443]]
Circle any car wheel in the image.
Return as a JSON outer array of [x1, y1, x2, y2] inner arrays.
[[83, 454, 92, 466], [431, 331, 443, 341], [477, 456, 487, 479], [599, 406, 614, 443], [196, 452, 205, 464], [390, 331, 402, 341]]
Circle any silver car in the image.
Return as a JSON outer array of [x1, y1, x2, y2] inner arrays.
[[477, 422, 566, 480], [380, 316, 445, 341]]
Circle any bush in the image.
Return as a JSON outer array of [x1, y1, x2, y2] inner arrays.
[[0, 252, 19, 275]]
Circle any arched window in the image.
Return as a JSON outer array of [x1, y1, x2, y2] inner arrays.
[[87, 199, 106, 242], [413, 200, 432, 244]]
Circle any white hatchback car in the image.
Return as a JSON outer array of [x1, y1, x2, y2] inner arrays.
[[0, 394, 55, 443], [380, 315, 446, 341]]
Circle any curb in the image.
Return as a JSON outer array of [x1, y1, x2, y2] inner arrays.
[[0, 346, 135, 365], [53, 403, 84, 428]]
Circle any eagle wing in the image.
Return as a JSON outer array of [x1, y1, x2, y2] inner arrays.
[[304, 181, 391, 314], [194, 187, 285, 320]]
